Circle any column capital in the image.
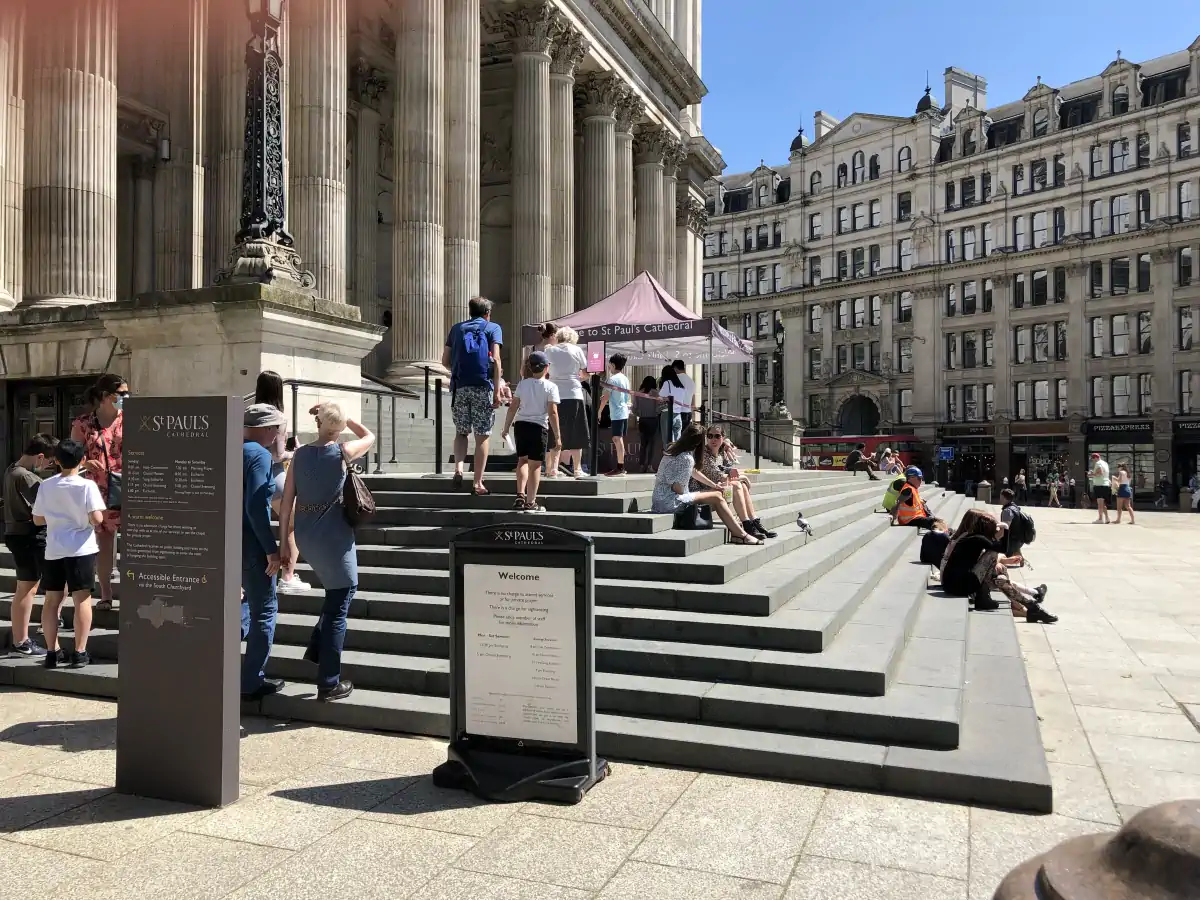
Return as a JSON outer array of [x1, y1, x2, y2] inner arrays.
[[1066, 261, 1088, 277], [615, 90, 642, 134], [351, 57, 388, 110], [549, 23, 588, 77], [677, 194, 708, 236], [501, 2, 560, 57], [1150, 246, 1175, 264], [633, 125, 669, 166], [574, 72, 622, 119], [662, 138, 685, 177]]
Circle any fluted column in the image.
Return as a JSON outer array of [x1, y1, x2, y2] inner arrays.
[[351, 61, 385, 318], [549, 25, 586, 317], [208, 0, 250, 283], [132, 160, 155, 295], [0, 0, 23, 310], [25, 0, 118, 305], [633, 126, 667, 281], [388, 0, 444, 380], [288, 0, 347, 302], [576, 74, 621, 308], [504, 3, 556, 373], [614, 96, 638, 284], [444, 0, 481, 329], [661, 139, 683, 296]]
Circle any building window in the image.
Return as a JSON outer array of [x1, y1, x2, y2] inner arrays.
[[1015, 382, 1029, 419], [1111, 313, 1129, 356], [985, 383, 996, 419], [1054, 321, 1068, 360], [757, 224, 769, 247], [1137, 310, 1152, 353], [1090, 376, 1104, 416], [1012, 215, 1026, 250], [945, 283, 957, 317], [945, 181, 956, 209], [1031, 158, 1047, 192], [869, 199, 881, 228], [963, 280, 977, 314], [743, 313, 753, 339], [1033, 323, 1049, 362], [869, 154, 880, 180], [962, 176, 976, 206], [704, 232, 717, 258], [898, 146, 912, 172], [1179, 182, 1194, 219], [809, 213, 822, 239], [962, 127, 977, 156], [1090, 199, 1104, 237], [898, 388, 912, 423], [964, 384, 978, 421], [837, 345, 848, 373], [744, 267, 755, 295], [852, 297, 867, 328], [1181, 307, 1193, 350], [1111, 194, 1130, 234], [981, 222, 993, 256], [1090, 260, 1104, 298], [894, 338, 912, 374], [773, 263, 783, 293], [837, 250, 848, 280], [756, 353, 769, 384], [837, 207, 848, 234], [869, 295, 882, 326], [946, 386, 958, 421], [1137, 131, 1150, 168], [897, 291, 912, 323], [741, 362, 750, 385], [1090, 144, 1104, 178], [1110, 138, 1130, 173], [1179, 123, 1193, 158], [1111, 257, 1130, 296], [852, 343, 866, 370], [983, 278, 994, 312], [1032, 269, 1048, 306], [744, 226, 753, 249], [1181, 370, 1193, 414], [982, 171, 992, 200], [962, 226, 976, 260], [1032, 211, 1047, 247], [983, 328, 995, 367], [719, 271, 731, 298], [808, 348, 822, 379], [898, 238, 912, 272], [1180, 247, 1193, 286], [808, 305, 822, 334], [1014, 272, 1026, 308], [963, 330, 978, 368], [852, 203, 865, 231], [810, 170, 822, 194], [718, 364, 729, 386], [837, 299, 850, 330], [1053, 154, 1066, 186], [1013, 163, 1025, 195], [869, 244, 880, 275], [808, 256, 822, 286], [897, 191, 912, 221], [1112, 83, 1129, 115], [945, 333, 957, 369], [837, 162, 848, 187], [1056, 379, 1068, 418], [1034, 380, 1050, 419], [1014, 325, 1029, 363], [1033, 108, 1049, 136], [1137, 190, 1151, 228], [719, 231, 729, 255], [703, 273, 714, 301], [757, 311, 770, 338], [1090, 317, 1104, 357], [870, 340, 881, 372], [945, 230, 957, 262], [1053, 266, 1067, 302], [1053, 207, 1066, 243], [1137, 253, 1151, 292], [852, 247, 865, 278], [757, 184, 769, 207], [1112, 375, 1131, 416], [852, 151, 865, 184], [808, 395, 822, 426]]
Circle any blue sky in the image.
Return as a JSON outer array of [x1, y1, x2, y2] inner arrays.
[[701, 0, 1199, 174]]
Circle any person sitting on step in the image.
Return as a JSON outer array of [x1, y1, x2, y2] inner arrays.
[[844, 443, 880, 480], [890, 467, 937, 528], [692, 425, 775, 539]]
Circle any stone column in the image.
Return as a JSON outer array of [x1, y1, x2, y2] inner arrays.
[[0, 0, 23, 310], [504, 3, 556, 373], [24, 0, 118, 305], [388, 0, 444, 381], [209, 0, 250, 283], [614, 95, 638, 284], [576, 73, 621, 308], [633, 126, 667, 280], [661, 139, 683, 295], [289, 0, 348, 303], [1151, 248, 1176, 410], [549, 24, 586, 318], [350, 61, 386, 315], [444, 0, 480, 328], [1065, 262, 1088, 416], [132, 160, 156, 295]]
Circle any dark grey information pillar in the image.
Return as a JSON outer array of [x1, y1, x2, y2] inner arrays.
[[433, 523, 608, 804], [115, 396, 241, 807]]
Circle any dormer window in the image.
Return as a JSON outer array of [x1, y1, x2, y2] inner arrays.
[[1032, 108, 1048, 137], [962, 127, 976, 156], [852, 151, 865, 184], [837, 162, 848, 187], [757, 184, 769, 207], [1112, 83, 1129, 116]]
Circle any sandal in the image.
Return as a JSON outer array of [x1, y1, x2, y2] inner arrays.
[[512, 495, 526, 510], [471, 484, 490, 496], [731, 533, 763, 546], [95, 599, 113, 611], [451, 472, 463, 490]]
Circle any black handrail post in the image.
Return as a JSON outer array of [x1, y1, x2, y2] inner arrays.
[[423, 366, 430, 419], [589, 373, 601, 477], [434, 378, 444, 475], [290, 383, 299, 437], [374, 390, 384, 473], [389, 394, 397, 464], [668, 395, 676, 445], [754, 410, 762, 470]]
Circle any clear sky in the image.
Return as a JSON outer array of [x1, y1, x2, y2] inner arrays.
[[701, 0, 1199, 175]]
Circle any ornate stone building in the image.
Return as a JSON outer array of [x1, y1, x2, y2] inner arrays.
[[703, 44, 1200, 492], [0, 0, 718, 454]]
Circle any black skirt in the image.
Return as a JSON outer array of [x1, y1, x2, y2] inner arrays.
[[558, 398, 589, 451]]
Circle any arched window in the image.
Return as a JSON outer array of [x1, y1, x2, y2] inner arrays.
[[810, 170, 822, 194], [836, 162, 848, 187], [757, 184, 769, 207], [868, 154, 880, 180], [852, 151, 865, 184], [897, 146, 912, 172], [962, 127, 976, 156], [1112, 83, 1129, 116], [1032, 108, 1049, 137]]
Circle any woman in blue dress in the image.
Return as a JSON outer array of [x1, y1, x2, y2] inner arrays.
[[278, 401, 375, 701]]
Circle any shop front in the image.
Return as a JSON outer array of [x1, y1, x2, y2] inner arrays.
[[1009, 422, 1072, 503], [1173, 419, 1200, 488], [1085, 421, 1156, 497], [934, 425, 995, 493]]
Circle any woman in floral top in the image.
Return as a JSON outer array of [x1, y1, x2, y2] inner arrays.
[[70, 373, 127, 610], [691, 427, 775, 539]]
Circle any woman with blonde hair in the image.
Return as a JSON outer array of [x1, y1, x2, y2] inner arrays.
[[543, 325, 590, 477], [278, 401, 375, 701], [1113, 463, 1136, 524]]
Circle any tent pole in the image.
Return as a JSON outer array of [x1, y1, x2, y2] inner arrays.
[[706, 338, 713, 426], [749, 365, 756, 461]]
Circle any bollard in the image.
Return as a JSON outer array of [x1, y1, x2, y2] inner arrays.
[[434, 379, 444, 476]]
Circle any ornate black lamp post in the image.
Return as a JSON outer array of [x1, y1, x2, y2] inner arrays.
[[772, 319, 785, 407], [216, 0, 314, 288]]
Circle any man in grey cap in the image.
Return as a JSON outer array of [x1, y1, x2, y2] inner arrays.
[[242, 403, 286, 700]]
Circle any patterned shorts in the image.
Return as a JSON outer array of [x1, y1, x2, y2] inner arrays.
[[452, 386, 496, 436]]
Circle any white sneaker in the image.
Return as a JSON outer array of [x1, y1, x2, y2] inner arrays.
[[276, 576, 311, 594]]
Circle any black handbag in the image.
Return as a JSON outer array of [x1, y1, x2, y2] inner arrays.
[[672, 502, 712, 530], [97, 421, 121, 510]]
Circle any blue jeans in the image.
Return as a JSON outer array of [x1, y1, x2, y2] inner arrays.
[[304, 585, 356, 689], [241, 554, 278, 694]]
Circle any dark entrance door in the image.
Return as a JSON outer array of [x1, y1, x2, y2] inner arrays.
[[5, 378, 95, 459], [838, 395, 879, 435]]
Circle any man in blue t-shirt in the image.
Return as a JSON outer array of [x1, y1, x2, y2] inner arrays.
[[242, 403, 286, 701], [441, 296, 504, 494]]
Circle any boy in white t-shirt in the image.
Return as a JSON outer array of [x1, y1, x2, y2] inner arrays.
[[597, 353, 631, 476], [501, 351, 561, 512], [32, 439, 105, 669]]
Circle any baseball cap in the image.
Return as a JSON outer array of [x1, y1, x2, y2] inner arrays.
[[244, 403, 286, 429], [527, 351, 549, 374], [1090, 452, 1101, 458], [905, 466, 923, 479]]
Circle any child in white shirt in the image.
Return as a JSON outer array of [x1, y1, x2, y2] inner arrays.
[[32, 439, 105, 669], [501, 352, 561, 512]]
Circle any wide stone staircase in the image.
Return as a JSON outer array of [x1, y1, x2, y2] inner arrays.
[[0, 469, 1052, 811]]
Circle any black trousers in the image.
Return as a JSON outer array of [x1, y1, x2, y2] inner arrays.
[[901, 515, 938, 529]]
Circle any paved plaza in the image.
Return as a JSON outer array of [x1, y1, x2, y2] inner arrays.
[[1, 506, 1198, 900]]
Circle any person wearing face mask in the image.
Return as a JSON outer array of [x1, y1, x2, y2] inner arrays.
[[70, 373, 127, 611], [4, 433, 58, 657]]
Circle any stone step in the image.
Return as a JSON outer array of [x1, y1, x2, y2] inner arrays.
[[360, 470, 850, 496]]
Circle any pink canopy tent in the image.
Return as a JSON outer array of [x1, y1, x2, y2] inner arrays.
[[520, 272, 753, 365]]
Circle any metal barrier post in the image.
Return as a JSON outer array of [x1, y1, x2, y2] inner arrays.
[[374, 391, 384, 473], [291, 383, 299, 436], [754, 410, 762, 470], [434, 378, 444, 475], [423, 367, 430, 419], [389, 394, 397, 464], [668, 395, 675, 445], [589, 374, 601, 476]]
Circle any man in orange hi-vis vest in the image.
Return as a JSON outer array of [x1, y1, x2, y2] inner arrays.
[[891, 467, 937, 528]]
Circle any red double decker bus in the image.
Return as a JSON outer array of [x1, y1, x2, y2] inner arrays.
[[799, 434, 920, 471]]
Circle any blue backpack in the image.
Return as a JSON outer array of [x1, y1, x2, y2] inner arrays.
[[452, 321, 492, 391]]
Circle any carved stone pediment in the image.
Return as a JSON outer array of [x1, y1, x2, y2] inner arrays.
[[828, 368, 889, 389]]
